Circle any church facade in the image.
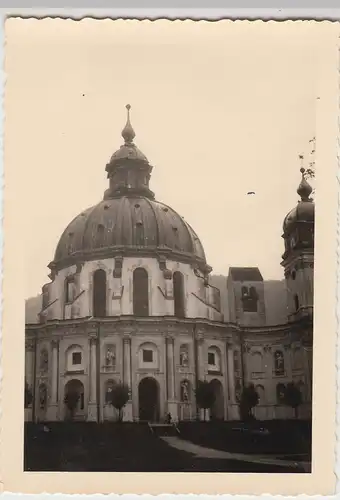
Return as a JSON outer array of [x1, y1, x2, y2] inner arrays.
[[25, 105, 314, 423]]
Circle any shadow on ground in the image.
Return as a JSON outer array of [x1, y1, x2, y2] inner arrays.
[[24, 421, 310, 473]]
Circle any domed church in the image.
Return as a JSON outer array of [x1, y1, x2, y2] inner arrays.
[[25, 105, 314, 423]]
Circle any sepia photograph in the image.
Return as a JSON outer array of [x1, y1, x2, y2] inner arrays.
[[1, 17, 338, 495]]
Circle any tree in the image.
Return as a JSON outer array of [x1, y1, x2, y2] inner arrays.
[[64, 391, 80, 421], [283, 382, 302, 419], [108, 383, 130, 422], [24, 380, 33, 408], [239, 384, 259, 422], [195, 380, 215, 421]]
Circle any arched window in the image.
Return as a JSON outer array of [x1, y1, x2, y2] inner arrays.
[[93, 269, 107, 317], [65, 275, 75, 303], [173, 271, 185, 318], [133, 268, 149, 316], [274, 350, 285, 376], [294, 294, 300, 312], [276, 383, 286, 403], [241, 285, 258, 312]]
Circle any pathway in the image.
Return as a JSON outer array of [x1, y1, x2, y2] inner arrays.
[[160, 436, 311, 472]]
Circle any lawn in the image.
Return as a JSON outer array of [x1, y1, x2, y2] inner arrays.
[[177, 420, 312, 459], [24, 422, 308, 473]]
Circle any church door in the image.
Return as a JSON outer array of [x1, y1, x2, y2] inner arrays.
[[138, 377, 160, 422]]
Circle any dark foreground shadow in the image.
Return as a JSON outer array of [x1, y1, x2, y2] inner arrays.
[[24, 422, 309, 473]]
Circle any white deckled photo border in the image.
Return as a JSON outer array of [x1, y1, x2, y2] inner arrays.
[[0, 15, 339, 497]]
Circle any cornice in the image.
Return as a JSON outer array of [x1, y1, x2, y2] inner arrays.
[[25, 314, 313, 341]]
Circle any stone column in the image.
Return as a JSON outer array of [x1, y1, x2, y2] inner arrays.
[[25, 339, 35, 390], [303, 346, 313, 403], [196, 336, 206, 420], [166, 336, 178, 421], [87, 333, 98, 421], [46, 339, 59, 421], [197, 336, 205, 380], [123, 336, 133, 421], [227, 342, 238, 419], [24, 339, 35, 422]]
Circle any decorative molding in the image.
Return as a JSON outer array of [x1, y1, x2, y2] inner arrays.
[[157, 285, 172, 300], [25, 339, 35, 351], [263, 345, 272, 353], [51, 338, 59, 349], [113, 256, 124, 278], [76, 262, 84, 274], [112, 285, 124, 300], [158, 256, 172, 280]]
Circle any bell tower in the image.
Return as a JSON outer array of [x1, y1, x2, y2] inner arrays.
[[281, 167, 315, 322]]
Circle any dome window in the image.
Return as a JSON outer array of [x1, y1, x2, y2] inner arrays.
[[133, 268, 149, 316], [93, 269, 107, 317], [173, 271, 185, 318], [172, 226, 178, 232], [103, 204, 110, 210], [162, 207, 168, 212], [134, 203, 140, 209], [136, 221, 143, 226]]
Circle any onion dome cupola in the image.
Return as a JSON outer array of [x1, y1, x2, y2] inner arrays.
[[104, 104, 155, 200], [282, 167, 315, 259], [50, 105, 209, 274]]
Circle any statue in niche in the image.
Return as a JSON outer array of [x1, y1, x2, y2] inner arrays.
[[180, 346, 189, 367], [40, 349, 48, 372], [181, 380, 190, 402], [274, 350, 285, 375], [105, 345, 116, 368], [235, 379, 242, 403], [39, 384, 47, 409]]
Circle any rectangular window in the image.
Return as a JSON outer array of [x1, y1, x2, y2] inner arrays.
[[143, 349, 153, 363], [208, 352, 215, 365], [72, 352, 82, 365]]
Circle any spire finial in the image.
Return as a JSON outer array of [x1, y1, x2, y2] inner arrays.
[[121, 103, 135, 144], [297, 165, 313, 201]]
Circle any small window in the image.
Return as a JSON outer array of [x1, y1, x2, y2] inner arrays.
[[72, 352, 82, 365], [294, 294, 300, 312], [143, 349, 153, 363], [208, 352, 215, 365]]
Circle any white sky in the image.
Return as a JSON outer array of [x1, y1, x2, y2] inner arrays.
[[4, 19, 319, 299]]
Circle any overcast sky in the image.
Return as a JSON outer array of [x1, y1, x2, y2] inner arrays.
[[5, 19, 320, 299]]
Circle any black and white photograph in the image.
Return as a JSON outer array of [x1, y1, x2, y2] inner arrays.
[[1, 17, 338, 495]]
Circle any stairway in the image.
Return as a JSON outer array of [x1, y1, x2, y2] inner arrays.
[[148, 423, 179, 437]]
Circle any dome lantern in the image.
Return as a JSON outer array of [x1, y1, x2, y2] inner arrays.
[[104, 105, 155, 200]]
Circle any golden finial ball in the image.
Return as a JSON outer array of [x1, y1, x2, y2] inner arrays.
[[126, 104, 131, 110]]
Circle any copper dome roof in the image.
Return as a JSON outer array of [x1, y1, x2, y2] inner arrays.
[[283, 168, 315, 234], [50, 105, 208, 272], [52, 196, 206, 270]]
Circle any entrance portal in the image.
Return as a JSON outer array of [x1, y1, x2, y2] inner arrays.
[[210, 379, 224, 420], [64, 379, 85, 420], [138, 377, 160, 422]]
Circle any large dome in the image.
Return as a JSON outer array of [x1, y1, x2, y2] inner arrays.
[[52, 196, 206, 270], [50, 105, 209, 272]]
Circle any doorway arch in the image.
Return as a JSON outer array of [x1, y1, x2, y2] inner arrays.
[[64, 379, 85, 420], [138, 377, 160, 422], [209, 379, 224, 420]]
